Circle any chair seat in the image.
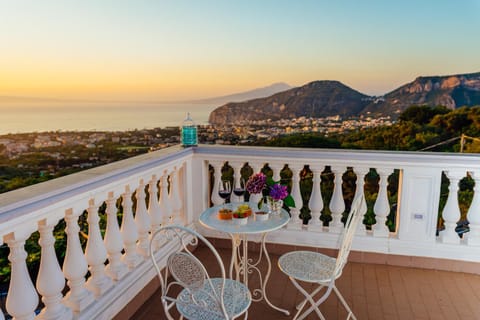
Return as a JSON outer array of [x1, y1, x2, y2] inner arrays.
[[176, 278, 251, 320], [278, 251, 337, 283]]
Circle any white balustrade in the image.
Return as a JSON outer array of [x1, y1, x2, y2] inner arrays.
[[373, 168, 393, 237], [36, 220, 73, 320], [134, 180, 151, 257], [466, 170, 480, 245], [104, 192, 128, 280], [2, 145, 480, 320], [5, 232, 39, 320], [287, 164, 304, 230], [63, 208, 94, 312], [120, 186, 141, 270], [85, 200, 112, 297], [308, 165, 324, 232], [329, 166, 346, 233], [353, 167, 369, 235], [440, 170, 465, 244]]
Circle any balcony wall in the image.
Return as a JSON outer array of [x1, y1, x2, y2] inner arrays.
[[0, 145, 479, 319]]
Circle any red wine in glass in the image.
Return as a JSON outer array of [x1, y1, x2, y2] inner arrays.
[[233, 188, 245, 197], [218, 180, 231, 206]]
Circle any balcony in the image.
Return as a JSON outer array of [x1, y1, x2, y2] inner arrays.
[[1, 145, 480, 319]]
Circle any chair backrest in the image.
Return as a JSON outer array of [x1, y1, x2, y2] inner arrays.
[[149, 225, 229, 320], [333, 194, 366, 277]]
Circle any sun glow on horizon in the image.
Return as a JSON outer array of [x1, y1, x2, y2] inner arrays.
[[1, 0, 479, 102]]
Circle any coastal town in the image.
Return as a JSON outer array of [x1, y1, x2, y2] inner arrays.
[[1, 114, 392, 156]]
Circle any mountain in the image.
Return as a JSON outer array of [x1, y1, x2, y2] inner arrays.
[[209, 81, 370, 125], [362, 72, 480, 117], [189, 82, 292, 105], [209, 72, 480, 125]]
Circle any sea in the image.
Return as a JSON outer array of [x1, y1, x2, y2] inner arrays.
[[0, 103, 216, 135]]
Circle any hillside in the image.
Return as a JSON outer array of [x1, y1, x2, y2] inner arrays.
[[209, 81, 370, 125], [209, 72, 480, 125], [363, 72, 480, 117]]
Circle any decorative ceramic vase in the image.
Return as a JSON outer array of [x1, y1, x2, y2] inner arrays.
[[249, 193, 262, 211]]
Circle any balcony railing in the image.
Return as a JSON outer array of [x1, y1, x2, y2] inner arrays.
[[0, 145, 479, 319]]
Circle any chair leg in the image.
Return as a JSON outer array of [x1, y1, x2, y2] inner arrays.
[[295, 284, 326, 310], [333, 286, 357, 320], [290, 277, 326, 320]]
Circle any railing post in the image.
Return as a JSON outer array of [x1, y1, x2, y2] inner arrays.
[[329, 166, 346, 233], [148, 175, 162, 247], [230, 161, 244, 203], [135, 179, 150, 257], [159, 170, 173, 225], [5, 232, 39, 320], [373, 168, 393, 237], [397, 167, 441, 242], [85, 200, 112, 297], [210, 161, 225, 206], [170, 166, 184, 225], [63, 208, 94, 313], [308, 165, 324, 232], [440, 170, 465, 244], [104, 192, 128, 280], [467, 170, 480, 245], [353, 167, 369, 235], [287, 164, 304, 230], [121, 186, 141, 270], [36, 219, 73, 320]]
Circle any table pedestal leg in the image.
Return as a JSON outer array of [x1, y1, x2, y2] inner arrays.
[[229, 232, 289, 316]]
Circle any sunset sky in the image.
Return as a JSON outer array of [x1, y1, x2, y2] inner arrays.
[[1, 0, 480, 101]]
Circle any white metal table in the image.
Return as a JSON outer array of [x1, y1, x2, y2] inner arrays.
[[199, 204, 290, 316]]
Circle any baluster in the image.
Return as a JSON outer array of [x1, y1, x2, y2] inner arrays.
[[121, 186, 141, 270], [149, 175, 163, 239], [135, 179, 151, 257], [230, 161, 244, 203], [170, 167, 184, 225], [104, 192, 128, 280], [308, 165, 324, 232], [287, 164, 304, 230], [159, 170, 173, 225], [270, 163, 283, 182], [36, 220, 73, 320], [85, 200, 112, 297], [329, 166, 346, 233], [5, 232, 38, 320], [353, 167, 369, 235], [210, 161, 224, 206], [440, 170, 464, 244], [467, 170, 480, 245], [63, 209, 94, 312], [373, 168, 394, 237]]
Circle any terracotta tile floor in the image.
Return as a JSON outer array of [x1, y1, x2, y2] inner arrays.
[[132, 247, 480, 320]]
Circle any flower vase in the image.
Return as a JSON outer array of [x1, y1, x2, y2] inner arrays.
[[249, 193, 262, 211], [269, 198, 283, 215]]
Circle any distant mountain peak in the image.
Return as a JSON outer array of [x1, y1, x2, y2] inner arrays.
[[190, 82, 292, 105]]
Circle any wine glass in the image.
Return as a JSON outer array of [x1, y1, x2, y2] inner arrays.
[[233, 178, 245, 203], [218, 180, 231, 208]]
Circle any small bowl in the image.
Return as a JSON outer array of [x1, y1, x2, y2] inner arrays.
[[255, 211, 269, 221], [232, 216, 248, 225]]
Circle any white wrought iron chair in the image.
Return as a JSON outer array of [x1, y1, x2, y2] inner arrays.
[[278, 194, 366, 320], [149, 225, 251, 320]]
